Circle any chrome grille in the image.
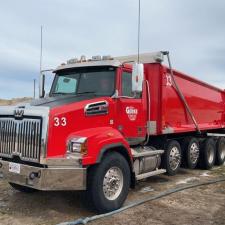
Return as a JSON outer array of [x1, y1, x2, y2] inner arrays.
[[0, 117, 41, 162]]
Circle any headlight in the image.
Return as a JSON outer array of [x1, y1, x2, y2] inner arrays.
[[71, 143, 82, 153], [67, 137, 88, 155]]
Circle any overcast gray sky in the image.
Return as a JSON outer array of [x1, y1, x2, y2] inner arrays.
[[0, 0, 225, 99]]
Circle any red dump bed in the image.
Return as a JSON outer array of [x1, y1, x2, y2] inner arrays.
[[145, 63, 225, 135]]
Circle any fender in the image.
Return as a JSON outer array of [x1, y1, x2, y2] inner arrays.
[[66, 127, 133, 166], [95, 142, 130, 164]]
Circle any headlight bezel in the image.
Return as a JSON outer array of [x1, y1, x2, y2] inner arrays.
[[67, 137, 88, 156]]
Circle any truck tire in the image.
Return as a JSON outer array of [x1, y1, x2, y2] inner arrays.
[[216, 137, 225, 165], [181, 137, 200, 169], [9, 182, 37, 193], [87, 152, 131, 213], [199, 138, 216, 169], [162, 140, 181, 176]]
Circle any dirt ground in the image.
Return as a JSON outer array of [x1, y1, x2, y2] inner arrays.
[[0, 98, 32, 106], [0, 165, 225, 225]]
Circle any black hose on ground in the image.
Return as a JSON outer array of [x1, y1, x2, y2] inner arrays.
[[57, 177, 225, 225]]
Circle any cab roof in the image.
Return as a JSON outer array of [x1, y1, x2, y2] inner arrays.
[[54, 51, 164, 72]]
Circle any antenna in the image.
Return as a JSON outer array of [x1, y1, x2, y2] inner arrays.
[[137, 0, 141, 63], [39, 26, 44, 98], [40, 26, 43, 74]]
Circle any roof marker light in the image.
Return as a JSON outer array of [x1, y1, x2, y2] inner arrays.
[[102, 55, 113, 60], [80, 55, 86, 62], [67, 58, 78, 64]]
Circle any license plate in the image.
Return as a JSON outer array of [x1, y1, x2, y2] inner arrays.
[[9, 162, 21, 174]]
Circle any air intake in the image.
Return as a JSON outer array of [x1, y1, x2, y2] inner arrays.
[[85, 101, 109, 116]]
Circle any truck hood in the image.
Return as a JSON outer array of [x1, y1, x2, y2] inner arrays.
[[0, 95, 98, 118], [30, 95, 98, 108]]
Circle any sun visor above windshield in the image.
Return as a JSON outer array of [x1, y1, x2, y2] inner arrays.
[[54, 52, 164, 72], [54, 60, 121, 73]]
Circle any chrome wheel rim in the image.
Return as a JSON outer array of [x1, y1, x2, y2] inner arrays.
[[103, 167, 123, 201], [190, 142, 199, 164], [169, 147, 181, 171], [207, 146, 214, 164]]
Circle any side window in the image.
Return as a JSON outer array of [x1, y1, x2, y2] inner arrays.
[[122, 71, 132, 97]]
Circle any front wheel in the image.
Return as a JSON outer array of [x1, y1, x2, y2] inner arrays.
[[87, 152, 131, 213]]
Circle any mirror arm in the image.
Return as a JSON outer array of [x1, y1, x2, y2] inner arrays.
[[39, 73, 45, 98], [111, 90, 137, 99], [111, 90, 119, 99]]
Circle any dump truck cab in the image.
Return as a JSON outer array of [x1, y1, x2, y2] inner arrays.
[[0, 52, 166, 212]]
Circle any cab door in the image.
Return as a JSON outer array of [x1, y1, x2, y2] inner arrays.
[[115, 67, 147, 145]]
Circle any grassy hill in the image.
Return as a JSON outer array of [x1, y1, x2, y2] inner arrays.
[[0, 97, 32, 106]]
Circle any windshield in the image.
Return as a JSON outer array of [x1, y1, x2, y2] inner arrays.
[[50, 67, 116, 97]]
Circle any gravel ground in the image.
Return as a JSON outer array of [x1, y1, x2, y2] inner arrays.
[[0, 165, 225, 225]]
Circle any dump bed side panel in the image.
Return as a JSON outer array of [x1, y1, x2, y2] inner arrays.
[[161, 65, 225, 134], [145, 64, 225, 135]]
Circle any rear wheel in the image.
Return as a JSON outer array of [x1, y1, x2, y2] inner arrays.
[[162, 140, 181, 176], [216, 137, 225, 165], [181, 137, 200, 169], [87, 152, 130, 213], [199, 138, 216, 169], [9, 183, 37, 193]]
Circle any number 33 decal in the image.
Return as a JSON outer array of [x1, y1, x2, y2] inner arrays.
[[54, 117, 67, 127]]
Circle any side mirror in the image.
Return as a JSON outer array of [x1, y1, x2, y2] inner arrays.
[[132, 63, 144, 93], [39, 73, 45, 98]]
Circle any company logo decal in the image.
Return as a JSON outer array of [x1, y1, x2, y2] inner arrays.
[[126, 106, 138, 121], [14, 108, 24, 118]]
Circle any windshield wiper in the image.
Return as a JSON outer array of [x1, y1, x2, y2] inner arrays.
[[76, 91, 97, 95], [51, 92, 73, 95], [51, 91, 97, 97]]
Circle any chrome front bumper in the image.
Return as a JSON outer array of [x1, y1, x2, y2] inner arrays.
[[0, 160, 87, 191]]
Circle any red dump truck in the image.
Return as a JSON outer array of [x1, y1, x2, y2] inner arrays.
[[0, 51, 225, 212]]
